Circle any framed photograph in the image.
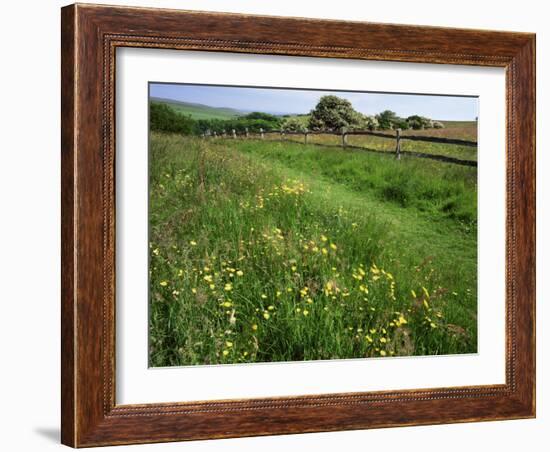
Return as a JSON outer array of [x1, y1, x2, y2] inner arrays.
[[61, 3, 535, 447]]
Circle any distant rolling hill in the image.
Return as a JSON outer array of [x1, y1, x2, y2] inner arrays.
[[150, 97, 247, 120]]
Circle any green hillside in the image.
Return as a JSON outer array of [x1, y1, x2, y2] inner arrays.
[[150, 97, 245, 120]]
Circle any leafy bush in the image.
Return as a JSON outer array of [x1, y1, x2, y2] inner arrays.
[[406, 115, 433, 130], [244, 112, 280, 122], [150, 102, 197, 135], [375, 110, 399, 130], [391, 118, 410, 130], [150, 102, 284, 136], [349, 114, 379, 131], [282, 116, 307, 132], [196, 117, 280, 135], [308, 95, 363, 131]]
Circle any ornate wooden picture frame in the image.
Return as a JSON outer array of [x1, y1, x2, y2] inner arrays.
[[61, 3, 535, 447]]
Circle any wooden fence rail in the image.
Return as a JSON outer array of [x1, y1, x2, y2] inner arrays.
[[201, 127, 477, 167]]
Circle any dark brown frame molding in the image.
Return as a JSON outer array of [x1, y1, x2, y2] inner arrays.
[[61, 3, 536, 447]]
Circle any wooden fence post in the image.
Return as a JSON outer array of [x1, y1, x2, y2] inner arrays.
[[341, 127, 347, 148], [304, 129, 309, 145], [232, 129, 236, 139], [213, 131, 217, 138], [280, 130, 285, 141], [260, 128, 264, 139], [395, 128, 401, 160], [245, 127, 249, 138], [221, 129, 226, 138]]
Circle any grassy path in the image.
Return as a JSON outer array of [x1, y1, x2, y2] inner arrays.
[[234, 139, 477, 332]]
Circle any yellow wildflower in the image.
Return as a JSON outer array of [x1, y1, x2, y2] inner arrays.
[[159, 281, 168, 287]]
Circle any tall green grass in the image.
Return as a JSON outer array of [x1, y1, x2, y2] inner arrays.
[[238, 139, 477, 225], [149, 133, 477, 367]]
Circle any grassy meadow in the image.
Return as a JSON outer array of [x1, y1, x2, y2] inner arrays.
[[149, 133, 477, 367]]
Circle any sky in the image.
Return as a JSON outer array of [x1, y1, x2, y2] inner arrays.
[[150, 83, 478, 121]]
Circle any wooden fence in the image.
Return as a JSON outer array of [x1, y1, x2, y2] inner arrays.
[[202, 127, 478, 167]]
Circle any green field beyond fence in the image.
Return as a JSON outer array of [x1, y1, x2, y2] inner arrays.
[[204, 128, 478, 167]]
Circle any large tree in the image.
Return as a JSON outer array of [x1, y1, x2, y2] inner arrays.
[[307, 95, 363, 131]]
